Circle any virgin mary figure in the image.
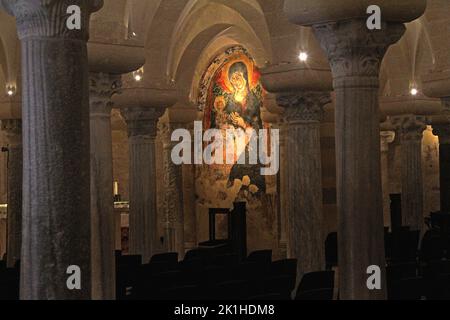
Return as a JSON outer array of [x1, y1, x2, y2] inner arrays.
[[223, 61, 265, 193]]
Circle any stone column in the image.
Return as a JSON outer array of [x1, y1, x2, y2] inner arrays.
[[160, 122, 185, 256], [312, 21, 405, 299], [277, 92, 331, 279], [391, 115, 427, 231], [433, 123, 450, 213], [89, 73, 121, 300], [0, 0, 102, 299], [380, 131, 395, 229], [1, 120, 22, 268], [276, 120, 288, 257], [121, 107, 161, 263]]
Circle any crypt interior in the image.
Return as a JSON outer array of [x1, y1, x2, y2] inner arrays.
[[0, 0, 449, 300]]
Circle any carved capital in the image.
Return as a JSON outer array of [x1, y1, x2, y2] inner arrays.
[[3, 0, 103, 40], [1, 119, 22, 145], [391, 115, 427, 143], [121, 107, 164, 139], [312, 20, 405, 86], [380, 131, 396, 152], [433, 124, 450, 145], [89, 73, 122, 116], [276, 92, 331, 123]]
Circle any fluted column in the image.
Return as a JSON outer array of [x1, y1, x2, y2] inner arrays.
[[312, 20, 405, 299], [277, 92, 330, 279], [1, 120, 22, 268], [121, 107, 161, 263], [89, 73, 121, 300], [433, 123, 450, 213], [380, 131, 395, 229], [0, 0, 102, 299], [276, 120, 288, 257], [391, 115, 427, 231], [160, 122, 185, 256]]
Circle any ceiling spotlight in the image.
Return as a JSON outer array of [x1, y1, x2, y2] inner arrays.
[[410, 88, 418, 96], [298, 51, 308, 62]]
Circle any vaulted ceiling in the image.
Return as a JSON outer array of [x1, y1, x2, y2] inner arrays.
[[0, 0, 448, 106]]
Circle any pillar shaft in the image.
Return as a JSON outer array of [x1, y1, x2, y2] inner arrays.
[[277, 92, 330, 279], [2, 120, 22, 268], [89, 73, 121, 300], [380, 131, 395, 229], [277, 122, 288, 256], [392, 115, 427, 231], [313, 20, 405, 299], [3, 0, 101, 299], [122, 108, 160, 263], [160, 123, 184, 256], [433, 124, 450, 213]]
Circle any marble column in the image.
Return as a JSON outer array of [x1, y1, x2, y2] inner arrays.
[[312, 20, 405, 299], [277, 92, 331, 279], [89, 73, 121, 300], [160, 122, 185, 256], [1, 120, 22, 268], [0, 0, 102, 299], [432, 124, 450, 213], [380, 131, 395, 229], [276, 120, 288, 257], [121, 107, 161, 263], [391, 115, 427, 231]]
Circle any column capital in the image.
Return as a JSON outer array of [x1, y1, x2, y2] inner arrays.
[[391, 115, 427, 143], [121, 107, 163, 139], [312, 20, 405, 85], [276, 91, 331, 123], [380, 131, 396, 152], [433, 124, 450, 145], [1, 0, 103, 40], [89, 73, 122, 116]]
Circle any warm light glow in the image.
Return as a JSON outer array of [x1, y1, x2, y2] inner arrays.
[[132, 32, 137, 37], [298, 52, 308, 62], [410, 88, 418, 96], [7, 90, 13, 96], [134, 74, 142, 82]]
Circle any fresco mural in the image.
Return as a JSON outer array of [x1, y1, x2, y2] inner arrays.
[[195, 47, 278, 255], [202, 48, 265, 193]]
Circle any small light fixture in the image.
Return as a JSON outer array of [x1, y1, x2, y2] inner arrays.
[[133, 67, 144, 82], [132, 32, 137, 37], [298, 51, 308, 62], [410, 88, 418, 96], [6, 85, 15, 97]]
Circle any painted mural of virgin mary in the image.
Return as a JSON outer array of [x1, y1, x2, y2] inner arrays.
[[225, 61, 263, 131]]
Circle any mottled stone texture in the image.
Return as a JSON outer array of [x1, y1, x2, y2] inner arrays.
[[89, 73, 121, 300], [392, 115, 427, 231], [160, 122, 185, 257], [4, 0, 102, 300], [380, 131, 395, 228], [275, 121, 288, 258], [433, 124, 450, 213], [122, 107, 161, 263], [313, 20, 405, 300], [277, 92, 330, 280], [1, 120, 22, 268]]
